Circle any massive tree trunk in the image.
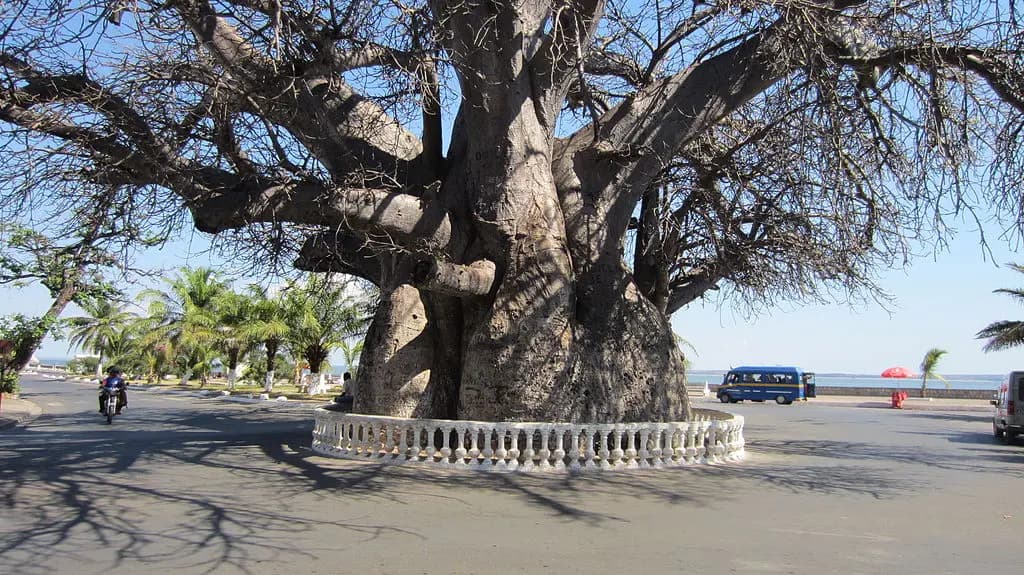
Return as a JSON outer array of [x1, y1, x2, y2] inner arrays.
[[342, 1, 695, 423], [354, 285, 435, 416]]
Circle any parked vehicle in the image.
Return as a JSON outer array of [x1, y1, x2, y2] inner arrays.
[[717, 366, 816, 405], [992, 371, 1024, 442]]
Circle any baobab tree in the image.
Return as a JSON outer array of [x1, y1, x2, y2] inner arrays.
[[2, 1, 1023, 422]]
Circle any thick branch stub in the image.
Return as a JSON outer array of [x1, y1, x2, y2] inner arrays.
[[188, 184, 452, 253], [412, 259, 496, 297], [666, 274, 722, 316]]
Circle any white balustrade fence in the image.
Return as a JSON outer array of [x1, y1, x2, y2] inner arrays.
[[312, 408, 744, 472]]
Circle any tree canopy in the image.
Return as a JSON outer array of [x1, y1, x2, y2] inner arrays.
[[65, 298, 136, 376], [3, 1, 1023, 422]]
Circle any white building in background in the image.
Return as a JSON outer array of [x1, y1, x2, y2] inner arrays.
[[209, 358, 248, 381], [210, 358, 225, 378]]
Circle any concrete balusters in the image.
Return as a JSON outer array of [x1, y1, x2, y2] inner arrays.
[[312, 410, 745, 473]]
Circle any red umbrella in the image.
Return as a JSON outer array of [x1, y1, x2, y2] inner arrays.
[[881, 366, 915, 378]]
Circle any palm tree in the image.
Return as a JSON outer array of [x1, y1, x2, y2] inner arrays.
[[338, 339, 364, 377], [139, 268, 227, 386], [213, 289, 254, 390], [673, 331, 698, 372], [285, 276, 371, 395], [65, 299, 134, 377], [242, 285, 291, 392], [919, 348, 948, 397], [336, 338, 365, 398], [103, 323, 147, 377], [135, 337, 173, 385], [977, 263, 1024, 352]]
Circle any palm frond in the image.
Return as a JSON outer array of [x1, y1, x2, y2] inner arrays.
[[978, 263, 1024, 354], [992, 288, 1024, 302], [977, 321, 1024, 352]]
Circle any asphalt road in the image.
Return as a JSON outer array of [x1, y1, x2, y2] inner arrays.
[[2, 375, 1022, 575]]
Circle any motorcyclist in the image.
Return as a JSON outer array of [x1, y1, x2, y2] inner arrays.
[[98, 366, 128, 414]]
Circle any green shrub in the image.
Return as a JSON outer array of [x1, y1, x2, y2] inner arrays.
[[67, 356, 100, 376], [0, 370, 18, 395], [240, 355, 292, 386]]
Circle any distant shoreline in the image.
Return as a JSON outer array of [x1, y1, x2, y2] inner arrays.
[[37, 359, 1005, 386], [691, 370, 1004, 379]]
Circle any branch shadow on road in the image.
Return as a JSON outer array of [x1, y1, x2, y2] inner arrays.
[[0, 405, 428, 575], [902, 411, 991, 424], [1, 401, 726, 574], [749, 435, 1024, 481], [2, 397, 980, 575]]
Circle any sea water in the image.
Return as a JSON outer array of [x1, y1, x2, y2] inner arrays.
[[38, 358, 1005, 391], [689, 370, 1003, 391]]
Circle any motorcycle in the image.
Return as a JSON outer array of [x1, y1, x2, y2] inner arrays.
[[99, 380, 125, 424]]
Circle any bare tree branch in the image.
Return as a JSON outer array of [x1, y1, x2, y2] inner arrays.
[[169, 0, 428, 184], [529, 0, 609, 129], [187, 181, 452, 253], [853, 46, 1024, 112], [412, 258, 496, 297]]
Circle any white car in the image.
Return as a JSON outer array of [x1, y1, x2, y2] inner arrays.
[[992, 371, 1024, 442]]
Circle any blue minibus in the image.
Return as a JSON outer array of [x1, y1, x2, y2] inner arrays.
[[717, 366, 816, 405]]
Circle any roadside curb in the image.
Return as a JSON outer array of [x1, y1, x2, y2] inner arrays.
[[36, 373, 326, 406], [0, 397, 43, 431], [133, 385, 325, 410], [692, 396, 991, 412], [806, 400, 990, 412]]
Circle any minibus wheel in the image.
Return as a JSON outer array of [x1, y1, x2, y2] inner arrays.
[[719, 394, 730, 403], [775, 395, 788, 405]]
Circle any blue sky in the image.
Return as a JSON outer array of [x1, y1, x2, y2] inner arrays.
[[4, 223, 1021, 375], [674, 231, 1023, 375]]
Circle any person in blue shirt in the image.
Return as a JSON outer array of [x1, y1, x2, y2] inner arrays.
[[98, 366, 128, 414]]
